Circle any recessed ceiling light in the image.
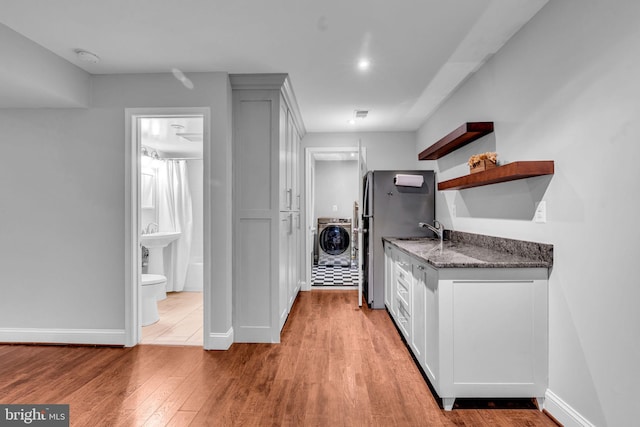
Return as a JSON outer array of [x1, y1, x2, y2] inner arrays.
[[74, 49, 100, 63], [348, 119, 356, 125], [357, 58, 371, 71]]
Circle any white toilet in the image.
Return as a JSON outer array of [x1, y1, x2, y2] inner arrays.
[[141, 274, 166, 326]]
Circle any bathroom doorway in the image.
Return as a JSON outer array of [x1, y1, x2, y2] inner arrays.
[[126, 108, 210, 347]]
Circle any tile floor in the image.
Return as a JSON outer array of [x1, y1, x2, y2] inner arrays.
[[311, 265, 360, 286], [141, 291, 203, 346]]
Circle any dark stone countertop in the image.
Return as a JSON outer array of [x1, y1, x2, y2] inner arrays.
[[383, 231, 553, 269]]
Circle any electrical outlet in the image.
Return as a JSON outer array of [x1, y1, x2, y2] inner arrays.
[[534, 201, 547, 223], [332, 205, 338, 212]]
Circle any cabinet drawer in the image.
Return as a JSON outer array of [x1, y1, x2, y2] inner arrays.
[[395, 259, 412, 281], [396, 300, 410, 339], [396, 277, 410, 312]]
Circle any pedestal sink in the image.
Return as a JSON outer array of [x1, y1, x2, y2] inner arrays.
[[141, 231, 182, 249], [141, 232, 181, 299]]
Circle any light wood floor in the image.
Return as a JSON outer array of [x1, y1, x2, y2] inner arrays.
[[141, 291, 203, 346], [0, 291, 557, 426]]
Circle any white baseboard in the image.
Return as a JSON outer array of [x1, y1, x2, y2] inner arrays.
[[545, 389, 595, 427], [233, 326, 279, 344], [0, 328, 126, 346], [205, 327, 233, 350]]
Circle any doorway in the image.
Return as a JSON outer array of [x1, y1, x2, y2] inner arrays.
[[304, 147, 367, 297], [125, 108, 210, 347]]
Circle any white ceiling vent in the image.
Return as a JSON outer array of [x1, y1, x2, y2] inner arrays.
[[355, 110, 369, 119]]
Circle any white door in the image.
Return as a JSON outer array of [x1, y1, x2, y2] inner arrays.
[[357, 139, 367, 307]]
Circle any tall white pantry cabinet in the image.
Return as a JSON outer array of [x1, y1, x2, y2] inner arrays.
[[231, 74, 305, 343]]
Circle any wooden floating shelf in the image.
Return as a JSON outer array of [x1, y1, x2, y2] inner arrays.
[[419, 122, 494, 160], [438, 161, 555, 191]]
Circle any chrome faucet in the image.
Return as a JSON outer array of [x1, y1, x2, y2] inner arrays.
[[144, 222, 159, 234], [419, 220, 444, 252]]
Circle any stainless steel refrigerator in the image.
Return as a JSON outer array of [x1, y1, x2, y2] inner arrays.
[[362, 170, 436, 308]]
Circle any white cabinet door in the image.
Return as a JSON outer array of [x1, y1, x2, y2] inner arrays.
[[279, 212, 292, 330], [279, 101, 289, 212], [410, 263, 427, 366], [423, 264, 439, 386], [394, 251, 412, 340], [289, 212, 301, 308], [384, 243, 395, 315], [288, 111, 300, 211]]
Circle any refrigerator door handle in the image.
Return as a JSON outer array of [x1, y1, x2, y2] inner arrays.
[[362, 174, 371, 217]]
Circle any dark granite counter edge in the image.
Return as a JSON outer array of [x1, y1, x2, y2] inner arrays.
[[448, 230, 554, 267], [384, 231, 553, 269]]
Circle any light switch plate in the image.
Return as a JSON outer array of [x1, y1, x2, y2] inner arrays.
[[332, 205, 338, 212], [534, 201, 546, 223]]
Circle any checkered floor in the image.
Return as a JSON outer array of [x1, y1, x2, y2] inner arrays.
[[312, 265, 360, 287], [317, 253, 351, 267]]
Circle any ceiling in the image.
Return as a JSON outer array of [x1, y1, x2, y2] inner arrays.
[[0, 0, 547, 133], [140, 116, 204, 159]]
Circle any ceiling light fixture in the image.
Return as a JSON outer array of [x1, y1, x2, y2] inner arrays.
[[74, 49, 100, 63], [171, 68, 195, 90], [357, 58, 371, 71]]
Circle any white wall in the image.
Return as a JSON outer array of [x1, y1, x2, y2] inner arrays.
[[314, 160, 358, 221], [0, 23, 89, 108], [302, 131, 417, 171], [416, 1, 640, 425], [0, 72, 233, 347]]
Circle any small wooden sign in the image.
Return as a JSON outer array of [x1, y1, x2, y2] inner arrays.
[[470, 160, 497, 174]]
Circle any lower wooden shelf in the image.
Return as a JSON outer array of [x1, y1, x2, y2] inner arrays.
[[438, 161, 554, 191]]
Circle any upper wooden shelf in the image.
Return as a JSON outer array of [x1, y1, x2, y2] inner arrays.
[[418, 122, 494, 160], [438, 161, 555, 191]]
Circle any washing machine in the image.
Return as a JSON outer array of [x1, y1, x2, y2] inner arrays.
[[317, 217, 352, 267]]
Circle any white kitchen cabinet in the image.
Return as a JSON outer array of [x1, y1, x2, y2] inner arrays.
[[290, 212, 301, 306], [288, 108, 301, 211], [278, 211, 302, 331], [279, 212, 292, 330], [384, 244, 395, 317], [423, 263, 440, 389], [410, 262, 428, 366], [231, 74, 305, 343], [279, 95, 302, 212], [383, 243, 548, 411], [394, 249, 413, 340]]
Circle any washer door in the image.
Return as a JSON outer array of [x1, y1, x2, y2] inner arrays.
[[319, 225, 350, 255]]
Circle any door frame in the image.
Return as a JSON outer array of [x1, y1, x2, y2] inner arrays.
[[303, 146, 367, 292], [124, 107, 211, 347]]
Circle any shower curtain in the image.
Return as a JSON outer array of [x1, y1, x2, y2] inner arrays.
[[158, 160, 193, 292]]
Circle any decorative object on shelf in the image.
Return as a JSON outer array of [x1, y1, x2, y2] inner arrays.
[[468, 152, 497, 174], [418, 122, 494, 160]]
